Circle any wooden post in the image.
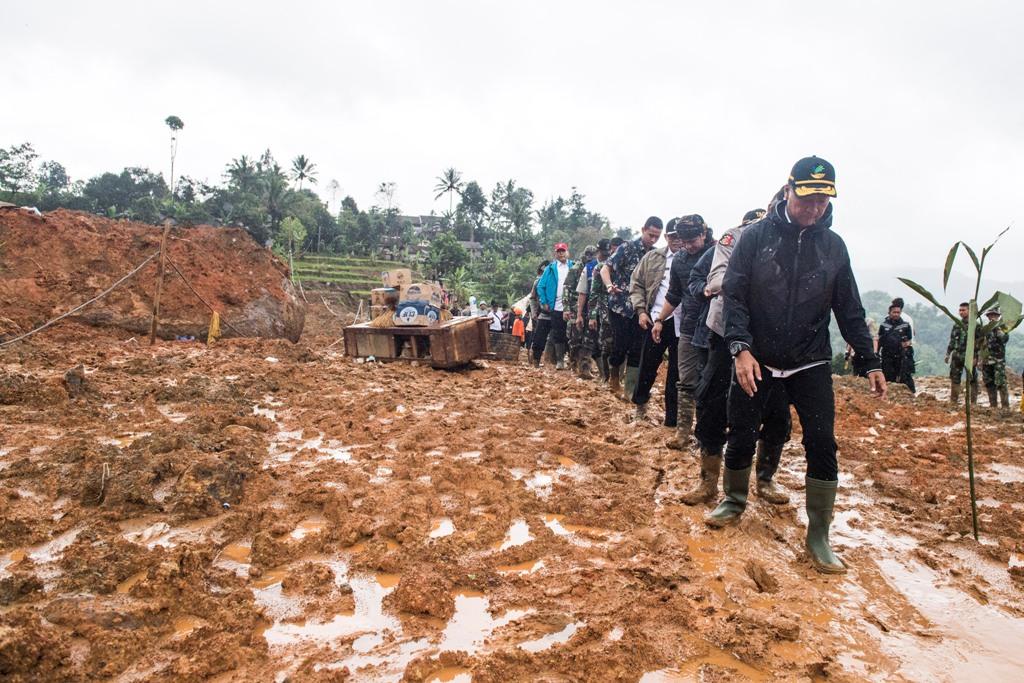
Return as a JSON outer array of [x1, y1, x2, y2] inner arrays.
[[149, 225, 171, 345]]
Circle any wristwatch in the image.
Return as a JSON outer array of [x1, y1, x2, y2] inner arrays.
[[729, 341, 750, 357]]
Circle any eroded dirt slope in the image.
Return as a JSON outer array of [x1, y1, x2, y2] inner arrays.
[[0, 208, 304, 342]]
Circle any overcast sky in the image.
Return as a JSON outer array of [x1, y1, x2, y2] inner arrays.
[[4, 1, 1022, 287]]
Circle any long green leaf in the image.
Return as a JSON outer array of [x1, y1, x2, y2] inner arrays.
[[898, 278, 959, 323], [978, 291, 1000, 318], [962, 243, 982, 274], [965, 300, 978, 372], [942, 243, 960, 291], [997, 291, 1023, 331]]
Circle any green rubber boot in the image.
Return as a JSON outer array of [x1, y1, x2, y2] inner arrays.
[[805, 477, 847, 574], [706, 466, 750, 528], [623, 365, 639, 403]]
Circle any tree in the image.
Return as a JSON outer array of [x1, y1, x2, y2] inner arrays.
[[427, 232, 469, 279], [434, 167, 464, 215], [326, 179, 340, 210], [226, 155, 258, 193], [164, 116, 184, 196], [291, 154, 318, 190], [375, 181, 396, 213], [280, 216, 307, 280], [456, 180, 488, 244], [0, 142, 39, 195]]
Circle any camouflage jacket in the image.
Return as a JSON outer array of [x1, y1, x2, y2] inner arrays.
[[984, 324, 1008, 363], [589, 258, 609, 321], [606, 237, 651, 317], [563, 261, 586, 316], [947, 319, 973, 359]]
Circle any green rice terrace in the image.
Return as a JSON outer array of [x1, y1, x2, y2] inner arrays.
[[291, 254, 421, 299]]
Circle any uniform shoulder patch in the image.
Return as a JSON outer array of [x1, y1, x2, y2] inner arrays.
[[719, 233, 735, 247]]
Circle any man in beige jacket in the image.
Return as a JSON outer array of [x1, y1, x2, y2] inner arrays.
[[628, 222, 684, 426]]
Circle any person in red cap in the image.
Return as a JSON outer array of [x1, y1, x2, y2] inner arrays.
[[532, 243, 574, 369]]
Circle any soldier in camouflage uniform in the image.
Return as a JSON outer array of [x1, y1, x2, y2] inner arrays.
[[982, 308, 1010, 410], [589, 238, 622, 381], [945, 302, 979, 406], [563, 246, 596, 374]]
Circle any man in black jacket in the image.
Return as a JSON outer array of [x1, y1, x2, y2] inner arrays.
[[651, 215, 715, 448], [878, 303, 915, 393], [708, 156, 886, 575]]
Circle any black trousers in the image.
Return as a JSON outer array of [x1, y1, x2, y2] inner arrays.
[[725, 361, 836, 481], [609, 310, 643, 368], [633, 324, 679, 426], [695, 333, 791, 453], [531, 313, 568, 362], [881, 350, 916, 393], [531, 316, 551, 362]]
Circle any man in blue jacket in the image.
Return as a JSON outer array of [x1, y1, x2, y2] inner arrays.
[[532, 243, 574, 370], [709, 156, 886, 575]]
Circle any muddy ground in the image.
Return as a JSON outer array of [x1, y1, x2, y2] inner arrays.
[[1, 304, 1023, 682]]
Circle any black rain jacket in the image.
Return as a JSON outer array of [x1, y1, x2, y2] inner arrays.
[[722, 201, 880, 373], [665, 230, 715, 337]]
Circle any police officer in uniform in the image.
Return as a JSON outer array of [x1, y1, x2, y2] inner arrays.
[[877, 303, 915, 393]]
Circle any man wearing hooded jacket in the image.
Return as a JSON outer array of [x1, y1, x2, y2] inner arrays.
[[708, 156, 886, 575]]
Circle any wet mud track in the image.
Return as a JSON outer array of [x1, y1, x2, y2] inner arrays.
[[1, 325, 1023, 681]]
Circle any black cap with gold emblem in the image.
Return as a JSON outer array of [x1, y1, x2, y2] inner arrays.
[[788, 155, 837, 197]]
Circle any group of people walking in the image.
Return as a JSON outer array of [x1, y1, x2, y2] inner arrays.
[[527, 155, 888, 574]]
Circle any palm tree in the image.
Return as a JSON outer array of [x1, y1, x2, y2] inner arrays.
[[291, 155, 318, 190], [226, 155, 257, 192], [434, 167, 464, 215], [376, 181, 396, 213], [164, 115, 184, 196]]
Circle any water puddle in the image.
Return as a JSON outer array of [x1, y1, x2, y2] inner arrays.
[[543, 514, 616, 544], [426, 666, 472, 683], [220, 542, 252, 564], [116, 570, 147, 594], [457, 450, 482, 460], [252, 567, 289, 590], [98, 432, 151, 448], [557, 456, 577, 468], [1, 526, 83, 576], [440, 589, 532, 654], [429, 518, 455, 539], [120, 515, 222, 549], [642, 645, 767, 681], [290, 516, 328, 540], [872, 557, 1024, 680], [157, 405, 188, 423], [171, 616, 206, 637], [263, 572, 400, 647], [496, 559, 544, 574], [979, 463, 1024, 484], [494, 519, 533, 550], [518, 620, 584, 653]]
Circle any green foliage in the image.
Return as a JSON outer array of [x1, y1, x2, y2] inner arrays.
[[0, 142, 39, 194], [427, 232, 469, 279], [0, 139, 617, 307], [164, 116, 184, 132]]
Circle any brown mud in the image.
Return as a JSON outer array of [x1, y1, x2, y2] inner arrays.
[[1, 310, 1023, 682]]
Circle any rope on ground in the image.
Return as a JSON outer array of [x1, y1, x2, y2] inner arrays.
[[164, 256, 248, 337], [297, 278, 309, 303], [0, 251, 160, 348], [320, 295, 344, 319]]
